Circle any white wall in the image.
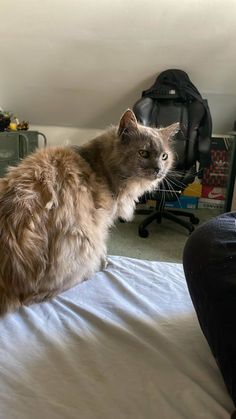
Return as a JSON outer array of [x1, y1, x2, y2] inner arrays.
[[207, 94, 236, 134], [1, 0, 236, 134], [30, 125, 102, 147]]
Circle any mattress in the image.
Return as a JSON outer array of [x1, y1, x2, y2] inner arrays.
[[0, 256, 233, 418]]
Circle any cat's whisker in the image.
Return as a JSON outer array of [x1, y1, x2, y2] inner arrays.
[[165, 172, 191, 189], [156, 188, 182, 193], [168, 167, 204, 178], [165, 178, 177, 199], [165, 175, 200, 195], [158, 181, 165, 211], [165, 175, 185, 190], [164, 178, 182, 208]]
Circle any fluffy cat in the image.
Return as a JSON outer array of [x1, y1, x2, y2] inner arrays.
[[0, 109, 178, 315]]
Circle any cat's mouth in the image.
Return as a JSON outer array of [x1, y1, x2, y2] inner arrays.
[[138, 168, 168, 181], [153, 170, 167, 180]]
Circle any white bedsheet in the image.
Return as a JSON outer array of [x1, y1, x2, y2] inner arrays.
[[0, 256, 233, 419]]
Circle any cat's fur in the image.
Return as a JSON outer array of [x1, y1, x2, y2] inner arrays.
[[0, 109, 178, 315]]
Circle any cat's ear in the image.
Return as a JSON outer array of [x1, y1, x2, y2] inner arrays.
[[159, 122, 180, 141], [118, 109, 139, 140]]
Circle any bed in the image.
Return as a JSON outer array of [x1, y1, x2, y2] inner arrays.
[[0, 256, 233, 418]]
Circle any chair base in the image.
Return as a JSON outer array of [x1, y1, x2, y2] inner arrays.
[[138, 209, 199, 238]]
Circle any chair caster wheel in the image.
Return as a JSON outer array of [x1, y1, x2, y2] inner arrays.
[[139, 228, 149, 238], [191, 217, 199, 225]]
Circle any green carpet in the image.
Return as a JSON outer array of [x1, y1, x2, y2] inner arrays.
[[107, 209, 220, 263]]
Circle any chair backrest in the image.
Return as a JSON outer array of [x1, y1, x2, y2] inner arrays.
[[133, 69, 212, 174]]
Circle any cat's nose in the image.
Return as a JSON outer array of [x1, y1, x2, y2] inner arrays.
[[154, 167, 160, 174]]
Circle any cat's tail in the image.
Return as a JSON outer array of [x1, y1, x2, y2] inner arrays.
[[0, 285, 21, 316]]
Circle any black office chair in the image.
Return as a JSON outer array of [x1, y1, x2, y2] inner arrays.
[[133, 69, 212, 237]]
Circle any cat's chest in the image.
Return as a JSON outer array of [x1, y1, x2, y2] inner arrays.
[[115, 179, 156, 222]]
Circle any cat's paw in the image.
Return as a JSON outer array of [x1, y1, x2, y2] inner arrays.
[[100, 257, 108, 270]]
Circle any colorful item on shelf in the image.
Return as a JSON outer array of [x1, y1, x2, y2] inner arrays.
[[0, 109, 30, 132], [0, 112, 11, 132], [202, 136, 231, 187], [201, 185, 226, 200], [182, 181, 202, 197], [17, 121, 29, 131]]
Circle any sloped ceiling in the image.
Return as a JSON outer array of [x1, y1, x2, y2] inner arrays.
[[1, 0, 236, 131]]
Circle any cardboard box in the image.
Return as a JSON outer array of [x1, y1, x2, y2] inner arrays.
[[165, 196, 198, 209], [201, 186, 226, 200], [198, 198, 225, 210], [183, 182, 202, 197], [202, 136, 232, 187], [147, 199, 157, 209], [210, 136, 232, 150]]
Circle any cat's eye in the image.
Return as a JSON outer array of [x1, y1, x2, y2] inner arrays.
[[139, 150, 150, 159], [162, 153, 168, 161]]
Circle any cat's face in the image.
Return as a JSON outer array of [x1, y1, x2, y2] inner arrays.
[[117, 109, 179, 182]]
